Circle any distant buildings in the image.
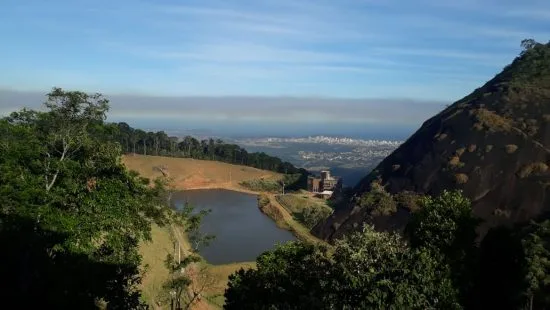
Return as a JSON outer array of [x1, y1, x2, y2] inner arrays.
[[307, 170, 342, 198]]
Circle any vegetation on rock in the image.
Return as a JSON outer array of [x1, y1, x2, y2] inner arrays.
[[316, 39, 550, 241]]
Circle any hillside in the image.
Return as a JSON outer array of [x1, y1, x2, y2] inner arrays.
[[315, 40, 550, 240], [122, 154, 282, 192]]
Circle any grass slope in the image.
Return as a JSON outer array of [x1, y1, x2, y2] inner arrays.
[[122, 154, 282, 193]]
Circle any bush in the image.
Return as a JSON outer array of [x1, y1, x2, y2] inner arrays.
[[358, 184, 397, 216], [485, 145, 493, 153], [395, 191, 424, 212], [517, 162, 549, 178], [449, 156, 463, 168], [468, 144, 477, 152], [505, 144, 519, 154], [455, 173, 469, 184], [240, 178, 281, 192], [258, 193, 270, 207], [301, 205, 333, 229], [473, 108, 513, 132]]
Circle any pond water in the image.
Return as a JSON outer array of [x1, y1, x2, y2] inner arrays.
[[172, 189, 296, 264]]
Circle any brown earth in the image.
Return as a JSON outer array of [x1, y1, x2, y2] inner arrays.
[[122, 154, 281, 193]]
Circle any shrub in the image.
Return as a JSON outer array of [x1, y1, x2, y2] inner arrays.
[[543, 114, 550, 122], [517, 162, 549, 178], [301, 205, 333, 229], [505, 144, 519, 154], [485, 145, 493, 152], [493, 208, 512, 218], [437, 133, 448, 141], [454, 173, 469, 184], [258, 193, 270, 208], [392, 164, 401, 171], [449, 156, 464, 168], [240, 178, 281, 192], [359, 185, 396, 216], [395, 191, 424, 212], [473, 108, 513, 132], [468, 144, 477, 152]]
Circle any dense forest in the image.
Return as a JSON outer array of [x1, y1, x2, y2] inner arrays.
[[0, 89, 206, 308], [110, 122, 305, 175]]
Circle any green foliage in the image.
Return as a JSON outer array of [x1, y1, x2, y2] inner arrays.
[[161, 253, 202, 309], [0, 88, 197, 308], [406, 190, 480, 307], [300, 205, 332, 229], [511, 40, 550, 88], [257, 193, 270, 208], [240, 178, 281, 192], [476, 220, 550, 309], [275, 193, 333, 228], [358, 182, 396, 216], [394, 191, 424, 212], [225, 226, 460, 309], [520, 220, 550, 308], [225, 241, 332, 310]]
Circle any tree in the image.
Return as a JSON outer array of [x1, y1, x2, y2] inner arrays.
[[331, 226, 460, 309], [225, 241, 332, 310], [521, 39, 538, 53], [225, 226, 459, 310], [0, 88, 193, 308], [357, 181, 396, 216], [520, 220, 550, 309], [405, 190, 480, 307]]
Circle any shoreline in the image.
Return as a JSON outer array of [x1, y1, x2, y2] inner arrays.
[[178, 184, 322, 244], [182, 184, 260, 195]]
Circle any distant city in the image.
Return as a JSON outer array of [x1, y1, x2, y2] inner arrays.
[[229, 136, 403, 187], [238, 136, 403, 147]]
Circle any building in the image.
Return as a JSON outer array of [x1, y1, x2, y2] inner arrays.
[[307, 170, 342, 198]]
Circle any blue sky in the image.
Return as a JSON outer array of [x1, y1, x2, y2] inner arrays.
[[0, 0, 549, 135], [1, 0, 549, 100]]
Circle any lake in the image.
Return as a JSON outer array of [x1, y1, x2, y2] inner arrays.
[[172, 189, 296, 264]]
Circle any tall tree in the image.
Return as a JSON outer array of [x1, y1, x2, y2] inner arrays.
[[0, 88, 194, 309], [405, 190, 480, 306]]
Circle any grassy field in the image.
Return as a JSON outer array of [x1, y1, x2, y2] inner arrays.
[[139, 224, 173, 309], [139, 224, 255, 310], [122, 154, 282, 193]]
